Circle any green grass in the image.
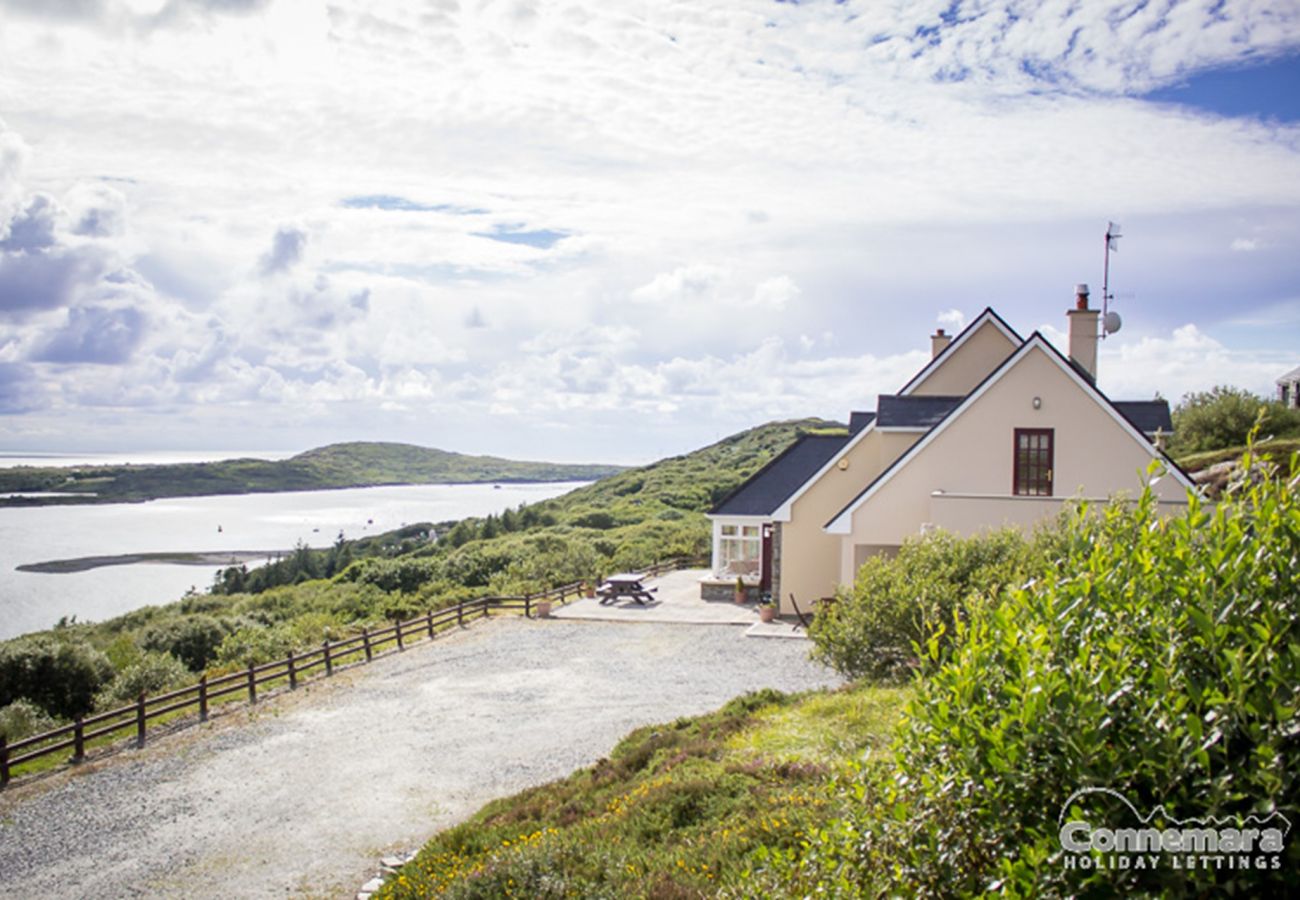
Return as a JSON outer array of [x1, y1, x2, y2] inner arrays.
[[375, 683, 907, 899]]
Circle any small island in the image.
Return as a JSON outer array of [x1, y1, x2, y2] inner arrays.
[[0, 441, 625, 506]]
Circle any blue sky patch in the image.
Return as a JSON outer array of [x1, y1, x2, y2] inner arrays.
[[474, 224, 568, 249], [340, 195, 487, 215], [1142, 54, 1300, 123]]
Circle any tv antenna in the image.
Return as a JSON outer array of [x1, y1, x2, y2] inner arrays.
[[1101, 222, 1123, 338]]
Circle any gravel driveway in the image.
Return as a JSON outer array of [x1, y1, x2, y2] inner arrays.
[[0, 617, 841, 898]]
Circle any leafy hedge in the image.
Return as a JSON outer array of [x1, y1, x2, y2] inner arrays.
[[768, 454, 1300, 896], [810, 528, 1042, 679]]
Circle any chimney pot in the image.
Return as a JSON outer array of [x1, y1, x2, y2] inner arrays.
[[1075, 283, 1090, 310]]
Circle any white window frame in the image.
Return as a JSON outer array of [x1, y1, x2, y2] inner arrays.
[[708, 515, 765, 582]]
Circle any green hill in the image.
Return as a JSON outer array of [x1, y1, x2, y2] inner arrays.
[[0, 441, 626, 505]]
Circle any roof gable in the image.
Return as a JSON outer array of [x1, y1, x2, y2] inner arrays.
[[898, 307, 1022, 397], [710, 433, 849, 517], [826, 332, 1197, 533]]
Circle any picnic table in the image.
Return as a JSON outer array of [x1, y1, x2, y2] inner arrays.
[[597, 573, 658, 605]]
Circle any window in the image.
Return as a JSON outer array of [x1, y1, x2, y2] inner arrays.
[[1013, 428, 1054, 496], [718, 523, 762, 577]]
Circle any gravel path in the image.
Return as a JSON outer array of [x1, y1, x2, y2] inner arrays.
[[0, 617, 841, 898]]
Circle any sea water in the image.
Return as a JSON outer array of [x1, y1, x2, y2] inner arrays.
[[0, 481, 585, 640]]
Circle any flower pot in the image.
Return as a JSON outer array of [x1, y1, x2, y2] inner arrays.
[[583, 583, 596, 599], [759, 606, 776, 623], [536, 600, 553, 618], [733, 589, 747, 605]]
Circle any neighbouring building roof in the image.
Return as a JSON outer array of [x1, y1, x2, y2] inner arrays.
[[848, 411, 876, 434], [710, 433, 850, 517], [875, 394, 963, 428], [1277, 365, 1300, 384], [1112, 400, 1173, 436]]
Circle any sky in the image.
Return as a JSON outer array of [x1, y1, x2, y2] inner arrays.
[[0, 0, 1298, 465]]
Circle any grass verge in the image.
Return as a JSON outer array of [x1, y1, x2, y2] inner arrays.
[[375, 682, 907, 899]]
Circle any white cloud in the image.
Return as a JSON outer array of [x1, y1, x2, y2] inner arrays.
[[937, 308, 966, 330], [1099, 323, 1292, 401], [0, 4, 1296, 459]]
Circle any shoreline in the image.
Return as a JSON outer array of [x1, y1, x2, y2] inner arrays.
[[16, 550, 288, 575]]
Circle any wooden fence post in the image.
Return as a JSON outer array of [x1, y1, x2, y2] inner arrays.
[[287, 649, 297, 690], [324, 640, 333, 676], [362, 627, 372, 662], [199, 675, 209, 721], [525, 593, 532, 618], [73, 717, 85, 763], [248, 662, 257, 704], [136, 692, 147, 748], [426, 611, 435, 639], [395, 618, 404, 651], [457, 602, 464, 627], [0, 736, 8, 788]]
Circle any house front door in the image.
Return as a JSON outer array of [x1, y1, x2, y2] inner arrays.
[[761, 524, 773, 594]]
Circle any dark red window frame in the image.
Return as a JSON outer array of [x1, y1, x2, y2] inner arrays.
[[1013, 428, 1054, 496]]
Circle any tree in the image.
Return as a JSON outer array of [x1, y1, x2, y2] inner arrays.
[[1169, 385, 1300, 454]]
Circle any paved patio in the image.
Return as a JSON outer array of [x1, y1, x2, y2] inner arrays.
[[552, 568, 810, 639]]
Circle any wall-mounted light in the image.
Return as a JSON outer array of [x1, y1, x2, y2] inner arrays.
[[1032, 396, 1042, 410], [837, 458, 850, 471]]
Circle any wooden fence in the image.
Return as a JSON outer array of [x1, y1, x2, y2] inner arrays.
[[0, 557, 699, 787]]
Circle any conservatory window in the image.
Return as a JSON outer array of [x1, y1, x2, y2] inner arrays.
[[718, 524, 762, 577]]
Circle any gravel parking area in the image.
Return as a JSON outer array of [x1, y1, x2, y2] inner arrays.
[[0, 617, 841, 898]]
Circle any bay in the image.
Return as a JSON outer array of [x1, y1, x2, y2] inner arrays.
[[0, 481, 585, 640]]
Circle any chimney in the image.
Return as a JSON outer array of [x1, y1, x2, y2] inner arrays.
[[1067, 283, 1099, 382], [930, 328, 952, 359]]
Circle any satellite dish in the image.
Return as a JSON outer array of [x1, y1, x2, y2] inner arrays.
[[1103, 311, 1122, 335]]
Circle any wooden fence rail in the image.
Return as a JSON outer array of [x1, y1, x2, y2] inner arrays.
[[0, 557, 698, 787]]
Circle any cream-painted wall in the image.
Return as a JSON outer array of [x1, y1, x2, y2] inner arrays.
[[928, 492, 1187, 536], [909, 320, 1019, 396], [776, 428, 919, 612], [839, 344, 1189, 583]]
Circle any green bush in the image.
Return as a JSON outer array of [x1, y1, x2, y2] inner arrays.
[[140, 614, 234, 671], [1169, 385, 1300, 454], [810, 528, 1040, 679], [774, 456, 1300, 896], [214, 623, 296, 668], [338, 556, 440, 594], [94, 651, 191, 708], [0, 637, 114, 719], [0, 699, 58, 742]]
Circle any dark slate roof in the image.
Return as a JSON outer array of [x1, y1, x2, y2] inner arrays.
[[848, 411, 876, 434], [875, 394, 963, 428], [1113, 400, 1173, 435], [711, 434, 849, 517]]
